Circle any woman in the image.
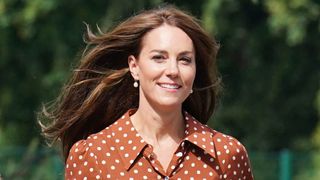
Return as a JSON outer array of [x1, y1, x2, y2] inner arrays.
[[40, 5, 254, 179]]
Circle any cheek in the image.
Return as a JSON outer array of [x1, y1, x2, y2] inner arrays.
[[138, 62, 162, 81], [191, 66, 197, 84], [188, 74, 196, 86], [183, 67, 196, 85]]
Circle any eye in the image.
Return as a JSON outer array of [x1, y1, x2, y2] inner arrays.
[[152, 55, 164, 59], [152, 55, 166, 62], [179, 56, 192, 64]]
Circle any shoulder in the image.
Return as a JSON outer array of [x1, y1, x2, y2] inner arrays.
[[185, 113, 249, 154], [65, 127, 114, 179], [67, 127, 111, 160], [65, 128, 112, 178], [185, 113, 250, 158], [66, 113, 128, 162], [211, 130, 249, 156], [210, 130, 253, 179]]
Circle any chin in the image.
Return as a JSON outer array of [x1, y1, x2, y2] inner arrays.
[[155, 99, 184, 109]]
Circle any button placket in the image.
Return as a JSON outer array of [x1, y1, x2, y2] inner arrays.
[[166, 143, 188, 176], [148, 153, 155, 161], [142, 145, 166, 176]]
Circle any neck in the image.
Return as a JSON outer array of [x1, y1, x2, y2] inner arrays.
[[130, 105, 185, 146]]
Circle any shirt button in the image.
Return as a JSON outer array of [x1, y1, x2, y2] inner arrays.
[[164, 176, 169, 180], [176, 152, 183, 157], [148, 153, 155, 160]]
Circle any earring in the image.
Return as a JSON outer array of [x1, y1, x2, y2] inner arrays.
[[190, 89, 193, 94], [133, 80, 139, 88]]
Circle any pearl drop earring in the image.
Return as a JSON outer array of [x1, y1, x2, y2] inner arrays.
[[133, 81, 139, 88], [190, 89, 193, 94]]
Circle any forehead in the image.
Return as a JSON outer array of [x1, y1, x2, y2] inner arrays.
[[140, 24, 194, 53]]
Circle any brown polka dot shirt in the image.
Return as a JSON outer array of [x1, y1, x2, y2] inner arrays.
[[65, 109, 254, 179]]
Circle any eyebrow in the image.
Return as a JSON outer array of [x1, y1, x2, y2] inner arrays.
[[149, 49, 194, 55], [150, 50, 167, 54]]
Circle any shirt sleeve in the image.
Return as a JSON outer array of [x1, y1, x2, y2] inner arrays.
[[216, 135, 254, 180], [65, 139, 102, 180]]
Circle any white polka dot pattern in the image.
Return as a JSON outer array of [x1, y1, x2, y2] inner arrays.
[[65, 109, 254, 179]]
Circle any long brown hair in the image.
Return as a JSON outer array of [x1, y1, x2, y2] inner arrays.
[[39, 5, 221, 162]]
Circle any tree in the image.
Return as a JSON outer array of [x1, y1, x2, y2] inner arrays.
[[0, 0, 319, 178], [202, 0, 319, 151]]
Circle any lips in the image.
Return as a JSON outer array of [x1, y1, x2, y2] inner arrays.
[[157, 83, 182, 90]]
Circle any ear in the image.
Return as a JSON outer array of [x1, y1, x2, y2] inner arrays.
[[128, 55, 139, 80]]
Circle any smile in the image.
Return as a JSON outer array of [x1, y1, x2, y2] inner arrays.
[[157, 83, 182, 89]]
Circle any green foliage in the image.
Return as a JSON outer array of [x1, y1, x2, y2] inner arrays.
[[265, 0, 320, 45], [0, 139, 64, 179], [0, 0, 319, 178], [202, 0, 319, 152]]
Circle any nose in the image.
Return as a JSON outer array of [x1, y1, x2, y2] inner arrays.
[[165, 59, 179, 77]]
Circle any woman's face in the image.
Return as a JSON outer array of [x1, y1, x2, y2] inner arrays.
[[129, 24, 196, 110]]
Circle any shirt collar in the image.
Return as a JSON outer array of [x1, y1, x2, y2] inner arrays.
[[183, 112, 216, 159], [110, 109, 216, 170], [110, 109, 148, 170]]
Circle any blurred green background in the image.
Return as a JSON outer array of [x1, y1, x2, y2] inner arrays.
[[0, 0, 319, 179]]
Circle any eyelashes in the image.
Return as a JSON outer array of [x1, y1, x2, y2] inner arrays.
[[151, 55, 193, 64], [152, 55, 165, 60], [180, 57, 192, 63]]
